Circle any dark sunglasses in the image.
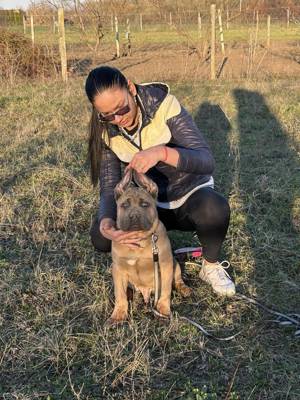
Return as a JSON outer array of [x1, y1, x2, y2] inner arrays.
[[97, 93, 131, 122]]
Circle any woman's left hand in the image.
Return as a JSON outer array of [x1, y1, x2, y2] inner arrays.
[[126, 145, 164, 173]]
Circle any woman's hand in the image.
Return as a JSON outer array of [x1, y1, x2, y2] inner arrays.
[[126, 145, 166, 173], [126, 145, 179, 173], [100, 218, 147, 249]]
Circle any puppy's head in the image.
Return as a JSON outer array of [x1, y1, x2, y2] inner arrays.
[[114, 169, 158, 232]]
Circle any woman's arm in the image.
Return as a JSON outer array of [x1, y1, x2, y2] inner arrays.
[[98, 144, 122, 222], [98, 145, 148, 247], [127, 97, 215, 175], [166, 103, 215, 175]]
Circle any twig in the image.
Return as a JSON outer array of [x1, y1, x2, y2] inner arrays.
[[66, 351, 85, 399], [224, 360, 241, 400]]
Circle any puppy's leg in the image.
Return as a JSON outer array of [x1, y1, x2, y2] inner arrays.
[[108, 263, 129, 324], [156, 259, 173, 317], [174, 259, 192, 297]]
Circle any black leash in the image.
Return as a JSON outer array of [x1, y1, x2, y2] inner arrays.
[[151, 252, 300, 340], [151, 239, 243, 339]]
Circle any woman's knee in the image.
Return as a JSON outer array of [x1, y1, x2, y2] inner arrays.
[[90, 217, 111, 253], [188, 188, 230, 227]]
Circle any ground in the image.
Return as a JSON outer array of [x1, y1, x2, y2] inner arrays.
[[0, 21, 300, 400]]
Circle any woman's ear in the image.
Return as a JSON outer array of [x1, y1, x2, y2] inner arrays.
[[127, 79, 137, 96]]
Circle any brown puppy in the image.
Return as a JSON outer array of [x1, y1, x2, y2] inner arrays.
[[108, 169, 191, 324]]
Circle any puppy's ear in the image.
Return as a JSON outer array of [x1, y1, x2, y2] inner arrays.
[[133, 171, 158, 199], [114, 168, 133, 201]]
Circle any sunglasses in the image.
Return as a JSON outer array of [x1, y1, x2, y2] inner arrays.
[[97, 93, 131, 122]]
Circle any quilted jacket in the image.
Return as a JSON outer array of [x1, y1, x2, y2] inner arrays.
[[98, 82, 215, 221]]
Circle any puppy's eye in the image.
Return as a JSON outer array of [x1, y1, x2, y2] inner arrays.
[[121, 202, 130, 209], [140, 202, 150, 208]]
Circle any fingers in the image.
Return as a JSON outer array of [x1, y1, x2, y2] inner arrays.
[[103, 227, 147, 243], [118, 232, 147, 242], [128, 161, 148, 174], [127, 153, 152, 174], [125, 243, 142, 249]]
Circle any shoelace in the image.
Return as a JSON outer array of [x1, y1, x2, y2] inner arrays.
[[204, 260, 233, 283]]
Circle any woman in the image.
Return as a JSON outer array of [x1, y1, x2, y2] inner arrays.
[[85, 65, 235, 297]]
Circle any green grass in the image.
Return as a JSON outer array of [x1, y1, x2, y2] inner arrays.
[[0, 75, 300, 399], [7, 21, 300, 48]]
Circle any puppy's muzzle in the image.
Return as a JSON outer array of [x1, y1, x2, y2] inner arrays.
[[121, 210, 153, 232], [128, 211, 142, 230]]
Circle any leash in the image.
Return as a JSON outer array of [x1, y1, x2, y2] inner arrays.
[[235, 293, 300, 337], [185, 261, 300, 339], [151, 232, 170, 319], [150, 246, 300, 339], [151, 233, 160, 309], [150, 239, 243, 340]]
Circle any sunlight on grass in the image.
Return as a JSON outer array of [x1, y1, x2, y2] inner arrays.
[[1, 73, 299, 398]]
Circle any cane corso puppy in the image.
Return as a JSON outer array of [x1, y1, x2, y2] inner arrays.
[[108, 169, 191, 324]]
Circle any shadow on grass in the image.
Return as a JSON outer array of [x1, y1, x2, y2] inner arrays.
[[189, 92, 300, 399], [233, 89, 300, 303], [194, 101, 233, 197]]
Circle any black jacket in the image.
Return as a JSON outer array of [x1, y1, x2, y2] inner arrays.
[[98, 82, 215, 221]]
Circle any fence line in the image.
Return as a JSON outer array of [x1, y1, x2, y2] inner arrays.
[[2, 4, 300, 83], [2, 6, 300, 28]]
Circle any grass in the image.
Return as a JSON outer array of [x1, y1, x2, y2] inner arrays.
[[7, 21, 300, 48], [0, 74, 300, 399]]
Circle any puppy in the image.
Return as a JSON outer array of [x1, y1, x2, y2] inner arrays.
[[108, 169, 191, 324]]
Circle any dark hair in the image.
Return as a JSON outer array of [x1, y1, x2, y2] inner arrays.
[[85, 66, 128, 187]]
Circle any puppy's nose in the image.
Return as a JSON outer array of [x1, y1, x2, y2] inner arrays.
[[129, 211, 140, 221]]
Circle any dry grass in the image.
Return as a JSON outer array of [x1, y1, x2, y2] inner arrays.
[[0, 28, 59, 84], [0, 75, 300, 399]]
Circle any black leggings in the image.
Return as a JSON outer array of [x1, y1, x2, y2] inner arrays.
[[90, 187, 230, 263]]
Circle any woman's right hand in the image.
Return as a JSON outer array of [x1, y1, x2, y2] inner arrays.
[[99, 218, 147, 249]]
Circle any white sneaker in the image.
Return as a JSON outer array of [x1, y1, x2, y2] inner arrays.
[[199, 260, 236, 297]]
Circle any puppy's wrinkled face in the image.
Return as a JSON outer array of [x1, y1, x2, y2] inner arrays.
[[116, 187, 158, 231]]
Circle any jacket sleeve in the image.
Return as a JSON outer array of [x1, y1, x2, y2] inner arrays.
[[166, 97, 215, 175], [97, 143, 122, 222]]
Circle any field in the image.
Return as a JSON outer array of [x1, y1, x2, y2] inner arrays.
[[1, 18, 300, 400], [6, 18, 300, 80]]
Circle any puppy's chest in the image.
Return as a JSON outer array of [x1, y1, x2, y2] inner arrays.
[[120, 256, 154, 271], [120, 256, 155, 287]]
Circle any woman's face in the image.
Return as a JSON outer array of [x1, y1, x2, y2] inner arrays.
[[93, 85, 138, 128]]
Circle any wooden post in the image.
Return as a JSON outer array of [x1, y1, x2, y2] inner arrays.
[[287, 8, 290, 29], [239, 0, 242, 12], [210, 4, 216, 80], [198, 12, 202, 38], [267, 15, 271, 48], [58, 8, 68, 82], [126, 18, 131, 56], [139, 14, 143, 31], [226, 6, 229, 29], [115, 16, 120, 58], [52, 16, 56, 34], [23, 15, 26, 34], [169, 12, 172, 25], [253, 10, 259, 58], [218, 9, 225, 56], [30, 15, 34, 46]]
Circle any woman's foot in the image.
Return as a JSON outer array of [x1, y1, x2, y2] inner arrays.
[[199, 260, 236, 297]]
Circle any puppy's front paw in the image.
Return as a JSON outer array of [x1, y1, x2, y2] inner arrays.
[[156, 300, 171, 318], [106, 308, 128, 326], [175, 282, 192, 298]]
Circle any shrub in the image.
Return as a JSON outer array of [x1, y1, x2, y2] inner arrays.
[[0, 28, 59, 83]]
